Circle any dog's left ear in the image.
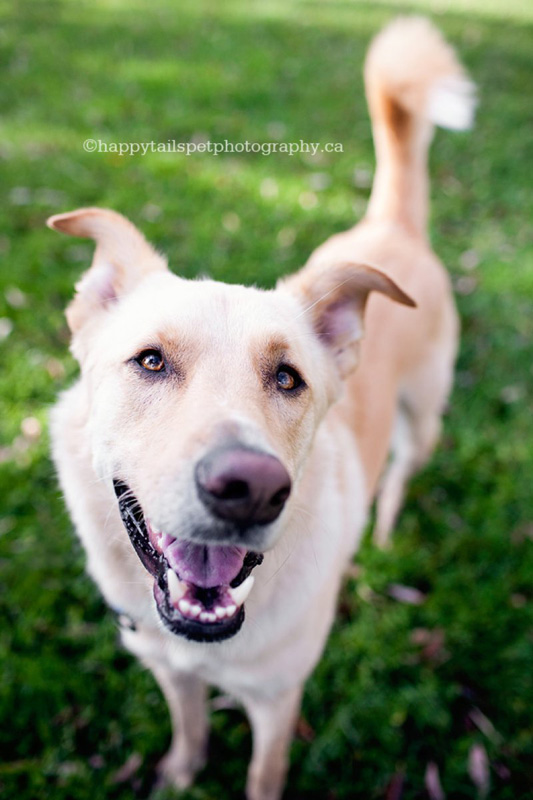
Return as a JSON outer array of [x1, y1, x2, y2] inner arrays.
[[47, 207, 168, 334], [280, 262, 416, 378]]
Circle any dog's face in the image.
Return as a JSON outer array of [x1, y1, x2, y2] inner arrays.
[[49, 208, 413, 642]]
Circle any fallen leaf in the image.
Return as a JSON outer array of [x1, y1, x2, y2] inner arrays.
[[344, 563, 362, 580], [110, 752, 142, 784], [468, 743, 490, 798], [500, 385, 525, 404], [425, 762, 445, 800], [410, 628, 449, 664], [385, 771, 404, 800], [388, 584, 426, 605], [469, 708, 502, 745], [296, 715, 315, 742]]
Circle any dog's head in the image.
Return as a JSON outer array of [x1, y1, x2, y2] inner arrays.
[[49, 208, 414, 642]]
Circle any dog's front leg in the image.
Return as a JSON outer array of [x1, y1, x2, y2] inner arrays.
[[243, 685, 303, 800], [150, 664, 209, 790]]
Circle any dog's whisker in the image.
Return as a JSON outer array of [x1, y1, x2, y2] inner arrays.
[[84, 472, 116, 488], [115, 581, 150, 586], [263, 519, 307, 586], [103, 499, 121, 531]]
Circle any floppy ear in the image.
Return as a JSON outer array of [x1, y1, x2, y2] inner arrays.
[[280, 262, 416, 379], [47, 207, 168, 334]]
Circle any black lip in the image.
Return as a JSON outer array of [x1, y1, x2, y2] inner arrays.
[[113, 479, 161, 576], [230, 550, 264, 587], [154, 577, 246, 643], [159, 605, 246, 643], [113, 479, 262, 643]]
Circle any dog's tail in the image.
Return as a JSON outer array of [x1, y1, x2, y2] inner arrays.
[[364, 17, 475, 237]]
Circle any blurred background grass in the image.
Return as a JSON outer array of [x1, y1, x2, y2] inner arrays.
[[1, 0, 532, 798]]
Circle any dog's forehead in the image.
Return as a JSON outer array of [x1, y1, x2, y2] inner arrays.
[[105, 271, 307, 354]]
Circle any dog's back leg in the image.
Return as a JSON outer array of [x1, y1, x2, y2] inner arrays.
[[374, 406, 417, 548], [150, 664, 209, 790], [373, 399, 443, 548], [374, 302, 458, 547]]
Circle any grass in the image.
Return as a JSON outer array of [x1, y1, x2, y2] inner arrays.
[[1, 0, 532, 797]]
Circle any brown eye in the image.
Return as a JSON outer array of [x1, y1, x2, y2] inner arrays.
[[137, 349, 165, 372], [276, 365, 303, 392]]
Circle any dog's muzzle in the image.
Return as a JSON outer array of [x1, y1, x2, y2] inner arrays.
[[113, 479, 265, 643]]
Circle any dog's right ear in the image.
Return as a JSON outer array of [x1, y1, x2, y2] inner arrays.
[[47, 207, 168, 334]]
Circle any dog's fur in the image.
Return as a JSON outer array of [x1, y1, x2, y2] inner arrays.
[[49, 18, 474, 800]]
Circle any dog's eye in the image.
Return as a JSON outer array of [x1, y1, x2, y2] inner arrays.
[[276, 365, 303, 392], [137, 350, 165, 372]]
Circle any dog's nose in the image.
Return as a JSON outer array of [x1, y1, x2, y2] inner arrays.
[[195, 447, 291, 526]]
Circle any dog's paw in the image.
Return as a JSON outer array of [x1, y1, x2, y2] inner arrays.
[[156, 746, 207, 791], [246, 771, 285, 800]]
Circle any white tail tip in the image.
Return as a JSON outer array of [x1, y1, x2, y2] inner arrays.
[[428, 76, 477, 131]]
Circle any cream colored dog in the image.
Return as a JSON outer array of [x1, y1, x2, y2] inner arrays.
[[49, 18, 474, 800]]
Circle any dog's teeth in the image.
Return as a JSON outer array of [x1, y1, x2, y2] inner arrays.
[[190, 604, 201, 618], [226, 604, 237, 617], [215, 606, 227, 619], [178, 598, 191, 615], [167, 570, 187, 604], [228, 575, 255, 607], [148, 525, 164, 553], [198, 611, 217, 623]]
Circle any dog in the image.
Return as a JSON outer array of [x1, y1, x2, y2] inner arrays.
[[48, 17, 474, 800]]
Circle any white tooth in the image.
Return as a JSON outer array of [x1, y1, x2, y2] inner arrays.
[[167, 570, 187, 604], [228, 575, 255, 607], [190, 604, 201, 618], [215, 606, 227, 619], [226, 604, 237, 617], [199, 611, 210, 622], [207, 612, 217, 622], [178, 598, 191, 615]]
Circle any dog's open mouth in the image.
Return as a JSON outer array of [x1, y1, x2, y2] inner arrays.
[[113, 480, 263, 642]]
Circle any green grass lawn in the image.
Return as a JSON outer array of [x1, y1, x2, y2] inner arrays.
[[1, 0, 532, 797]]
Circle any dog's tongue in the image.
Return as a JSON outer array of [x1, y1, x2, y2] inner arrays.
[[163, 540, 246, 588]]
